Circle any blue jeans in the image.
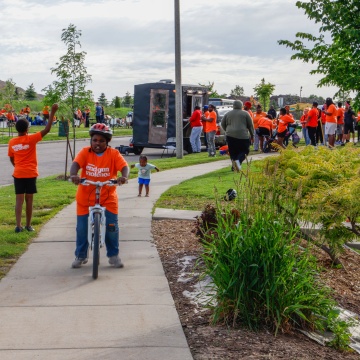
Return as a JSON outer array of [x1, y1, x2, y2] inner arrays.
[[75, 210, 119, 259], [190, 126, 202, 152], [206, 130, 216, 156], [302, 128, 310, 145]]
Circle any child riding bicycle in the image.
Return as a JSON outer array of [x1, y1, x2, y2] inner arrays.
[[69, 123, 129, 269]]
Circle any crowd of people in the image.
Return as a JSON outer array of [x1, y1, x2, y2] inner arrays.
[[188, 98, 360, 172], [0, 102, 133, 129], [300, 99, 360, 147], [0, 104, 57, 125]]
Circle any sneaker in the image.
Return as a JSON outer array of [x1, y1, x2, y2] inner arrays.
[[71, 257, 88, 268], [25, 226, 35, 232], [108, 255, 124, 268], [15, 226, 23, 233]]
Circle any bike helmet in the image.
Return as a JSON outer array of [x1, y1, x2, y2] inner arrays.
[[224, 188, 237, 201], [89, 123, 113, 141]]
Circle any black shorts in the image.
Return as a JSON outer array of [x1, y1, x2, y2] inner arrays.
[[344, 122, 354, 134], [14, 177, 37, 195], [277, 130, 287, 138], [257, 127, 270, 137]]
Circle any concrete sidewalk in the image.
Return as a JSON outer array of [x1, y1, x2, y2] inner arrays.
[[0, 156, 249, 360]]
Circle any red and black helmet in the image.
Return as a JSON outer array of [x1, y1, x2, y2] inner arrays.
[[89, 123, 113, 141]]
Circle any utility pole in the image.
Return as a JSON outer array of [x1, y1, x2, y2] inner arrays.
[[174, 0, 183, 158], [300, 86, 303, 103]]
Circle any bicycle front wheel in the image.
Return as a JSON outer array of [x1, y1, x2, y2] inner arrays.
[[92, 212, 101, 279]]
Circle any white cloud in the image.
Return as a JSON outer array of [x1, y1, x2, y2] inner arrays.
[[0, 0, 340, 101]]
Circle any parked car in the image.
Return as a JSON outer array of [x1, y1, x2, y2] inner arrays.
[[214, 106, 232, 147]]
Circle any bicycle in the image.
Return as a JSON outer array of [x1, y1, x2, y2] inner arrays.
[[80, 178, 119, 279]]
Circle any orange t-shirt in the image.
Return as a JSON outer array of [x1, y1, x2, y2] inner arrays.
[[258, 117, 273, 132], [24, 107, 31, 114], [278, 114, 294, 133], [325, 104, 337, 123], [337, 107, 344, 125], [42, 106, 50, 115], [202, 110, 209, 132], [307, 108, 318, 127], [204, 111, 217, 132], [74, 147, 128, 215], [253, 111, 267, 129], [8, 132, 43, 178], [246, 109, 253, 121], [7, 112, 15, 121]]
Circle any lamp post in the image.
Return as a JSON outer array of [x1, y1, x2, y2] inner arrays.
[[300, 86, 303, 103], [174, 0, 183, 158]]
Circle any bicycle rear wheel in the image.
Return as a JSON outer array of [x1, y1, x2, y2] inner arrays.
[[92, 213, 101, 279]]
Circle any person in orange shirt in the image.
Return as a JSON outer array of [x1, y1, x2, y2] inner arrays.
[[8, 104, 58, 233], [306, 102, 319, 146], [243, 101, 253, 119], [202, 105, 209, 151], [252, 105, 267, 151], [69, 123, 129, 269], [323, 97, 337, 147], [42, 105, 50, 123], [336, 102, 345, 145], [276, 107, 295, 148], [300, 108, 310, 145], [257, 114, 275, 152], [6, 110, 15, 122], [201, 104, 217, 157], [24, 105, 31, 121]]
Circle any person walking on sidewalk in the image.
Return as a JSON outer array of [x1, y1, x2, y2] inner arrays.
[[221, 100, 254, 172], [131, 155, 159, 197], [8, 104, 59, 233], [69, 123, 129, 269]]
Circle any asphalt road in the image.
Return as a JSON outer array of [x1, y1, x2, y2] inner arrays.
[[0, 136, 165, 187]]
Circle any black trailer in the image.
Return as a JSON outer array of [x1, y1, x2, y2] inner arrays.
[[131, 80, 208, 154]]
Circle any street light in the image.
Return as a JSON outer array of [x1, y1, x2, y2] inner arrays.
[[174, 0, 183, 158], [300, 86, 303, 103]]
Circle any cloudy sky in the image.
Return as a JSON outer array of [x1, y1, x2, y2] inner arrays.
[[0, 0, 339, 101]]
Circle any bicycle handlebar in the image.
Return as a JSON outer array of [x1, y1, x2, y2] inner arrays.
[[80, 179, 118, 186]]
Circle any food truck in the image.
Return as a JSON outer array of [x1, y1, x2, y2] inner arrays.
[[131, 80, 208, 154]]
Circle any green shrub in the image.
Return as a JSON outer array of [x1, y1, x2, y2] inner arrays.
[[252, 145, 360, 262], [199, 177, 334, 335]]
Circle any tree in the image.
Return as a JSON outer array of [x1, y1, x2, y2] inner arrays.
[[253, 78, 275, 110], [114, 96, 121, 108], [24, 83, 37, 101], [98, 93, 108, 107], [278, 0, 360, 108], [198, 81, 227, 98], [43, 23, 93, 160], [123, 91, 132, 107], [1, 78, 17, 105], [230, 85, 244, 99]]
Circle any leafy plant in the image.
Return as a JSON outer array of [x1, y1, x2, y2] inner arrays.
[[253, 145, 360, 264], [326, 309, 354, 351], [199, 173, 335, 335]]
